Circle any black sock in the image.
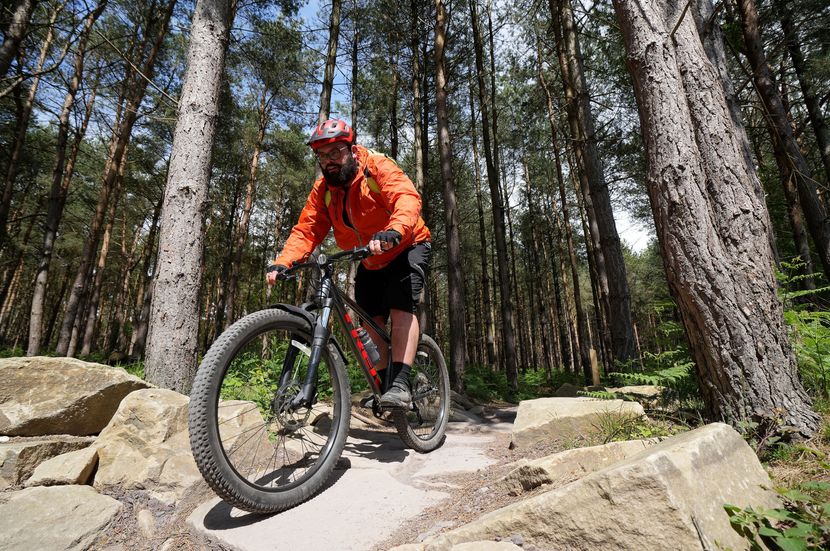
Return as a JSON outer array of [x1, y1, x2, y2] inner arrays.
[[391, 361, 411, 389]]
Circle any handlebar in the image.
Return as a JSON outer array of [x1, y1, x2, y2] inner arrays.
[[282, 246, 372, 277]]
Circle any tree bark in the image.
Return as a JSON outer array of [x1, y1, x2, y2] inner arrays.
[[469, 0, 517, 393], [691, 0, 778, 264], [0, 0, 37, 78], [145, 0, 232, 393], [735, 0, 830, 281], [612, 0, 819, 438], [552, 0, 635, 367], [434, 0, 466, 392], [26, 0, 106, 356]]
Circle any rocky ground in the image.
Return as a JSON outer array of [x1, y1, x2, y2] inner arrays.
[[5, 357, 795, 551], [90, 403, 586, 551], [375, 430, 567, 551]]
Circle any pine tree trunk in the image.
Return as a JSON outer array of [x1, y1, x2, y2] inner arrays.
[[26, 0, 106, 355], [735, 0, 830, 281], [80, 167, 124, 356], [410, 0, 425, 195], [350, 0, 359, 128], [389, 57, 399, 159], [469, 0, 517, 393], [524, 163, 555, 373], [538, 50, 590, 379], [552, 0, 635, 366], [434, 0, 466, 392], [0, 1, 62, 250], [145, 0, 232, 393], [777, 0, 830, 186], [692, 0, 777, 260], [0, 0, 38, 78], [224, 89, 267, 326], [613, 0, 819, 438], [128, 198, 162, 360], [468, 87, 497, 367], [318, 0, 341, 124]]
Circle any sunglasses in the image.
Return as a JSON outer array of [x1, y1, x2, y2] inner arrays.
[[316, 145, 349, 161]]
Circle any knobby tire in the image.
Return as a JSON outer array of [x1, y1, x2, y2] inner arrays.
[[392, 334, 450, 452], [188, 308, 350, 514]]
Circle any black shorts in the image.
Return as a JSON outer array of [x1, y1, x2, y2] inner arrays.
[[355, 242, 431, 319]]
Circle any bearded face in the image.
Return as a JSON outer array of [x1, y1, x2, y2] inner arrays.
[[318, 143, 359, 188]]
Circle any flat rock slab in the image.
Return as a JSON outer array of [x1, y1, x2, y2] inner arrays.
[[510, 397, 645, 448], [189, 424, 501, 551], [414, 423, 780, 551], [0, 356, 150, 436], [25, 446, 98, 487], [499, 438, 659, 495], [0, 435, 95, 489], [0, 485, 121, 551]]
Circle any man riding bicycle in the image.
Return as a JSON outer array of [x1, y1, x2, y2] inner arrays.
[[267, 118, 431, 410]]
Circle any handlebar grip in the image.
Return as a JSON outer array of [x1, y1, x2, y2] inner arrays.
[[352, 246, 371, 260]]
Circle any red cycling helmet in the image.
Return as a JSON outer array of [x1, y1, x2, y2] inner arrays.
[[308, 118, 355, 149]]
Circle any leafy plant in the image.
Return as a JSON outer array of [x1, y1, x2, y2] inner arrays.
[[577, 390, 631, 401], [608, 360, 701, 410], [737, 413, 795, 459], [724, 483, 830, 550], [783, 309, 830, 399], [776, 256, 830, 398]]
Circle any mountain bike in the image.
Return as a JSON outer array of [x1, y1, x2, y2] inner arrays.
[[188, 246, 451, 514]]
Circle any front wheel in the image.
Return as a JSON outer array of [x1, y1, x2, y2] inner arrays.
[[188, 308, 351, 513], [392, 334, 450, 452]]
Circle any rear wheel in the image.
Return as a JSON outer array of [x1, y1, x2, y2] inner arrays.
[[392, 334, 450, 452], [188, 308, 350, 513]]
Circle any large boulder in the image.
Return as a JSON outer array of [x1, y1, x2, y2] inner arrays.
[[0, 356, 150, 436], [0, 485, 121, 551], [411, 423, 779, 551], [92, 388, 200, 503], [0, 436, 94, 489], [24, 446, 98, 487], [499, 438, 659, 495], [93, 389, 268, 504], [510, 397, 645, 448]]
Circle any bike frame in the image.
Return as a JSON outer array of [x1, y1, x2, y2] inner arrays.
[[276, 248, 392, 411]]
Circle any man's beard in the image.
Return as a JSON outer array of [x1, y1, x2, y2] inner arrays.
[[322, 154, 359, 188]]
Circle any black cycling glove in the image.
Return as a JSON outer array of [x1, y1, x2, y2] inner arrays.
[[371, 229, 402, 246], [266, 263, 288, 279]]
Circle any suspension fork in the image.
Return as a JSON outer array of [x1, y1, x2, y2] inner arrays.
[[288, 278, 333, 410]]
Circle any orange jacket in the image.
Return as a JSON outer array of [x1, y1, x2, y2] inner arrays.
[[274, 145, 431, 270]]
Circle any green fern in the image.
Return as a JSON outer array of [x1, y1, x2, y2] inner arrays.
[[577, 390, 633, 401], [784, 309, 830, 398]]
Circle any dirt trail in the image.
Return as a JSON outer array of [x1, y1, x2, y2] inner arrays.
[[187, 408, 516, 551]]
